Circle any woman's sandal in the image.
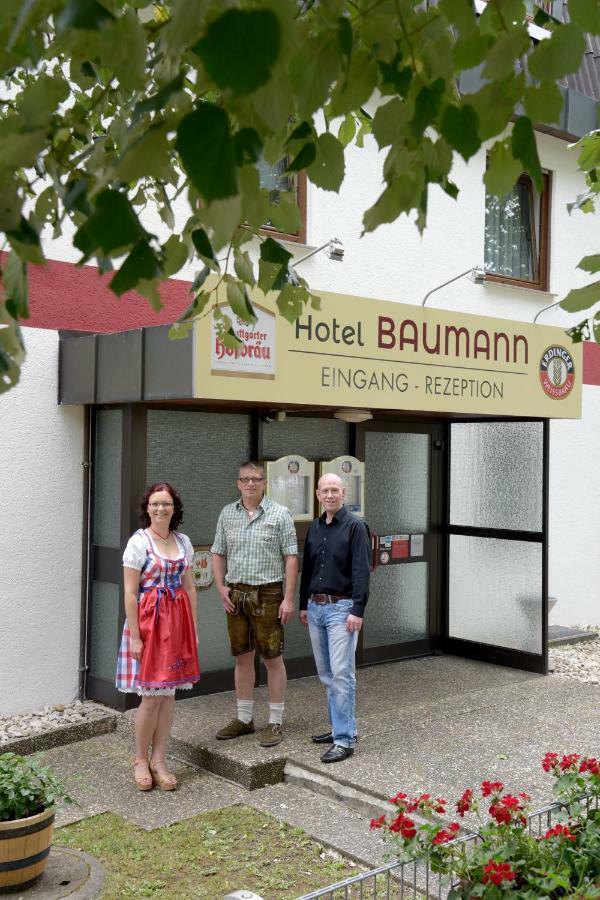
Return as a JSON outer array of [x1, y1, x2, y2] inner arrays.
[[133, 758, 153, 791], [150, 759, 177, 791]]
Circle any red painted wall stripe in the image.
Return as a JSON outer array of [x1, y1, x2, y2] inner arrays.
[[13, 256, 600, 386]]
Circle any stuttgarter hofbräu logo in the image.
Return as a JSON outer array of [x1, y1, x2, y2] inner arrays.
[[539, 345, 575, 399]]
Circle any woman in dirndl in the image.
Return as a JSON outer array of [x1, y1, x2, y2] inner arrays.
[[116, 482, 200, 791]]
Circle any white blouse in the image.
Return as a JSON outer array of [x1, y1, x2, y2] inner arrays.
[[122, 530, 194, 570]]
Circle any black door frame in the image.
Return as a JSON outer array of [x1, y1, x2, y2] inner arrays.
[[439, 417, 549, 674], [355, 419, 446, 666]]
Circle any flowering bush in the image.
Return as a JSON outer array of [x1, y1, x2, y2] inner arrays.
[[370, 753, 600, 898]]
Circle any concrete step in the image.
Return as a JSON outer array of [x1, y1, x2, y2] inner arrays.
[[284, 759, 394, 821]]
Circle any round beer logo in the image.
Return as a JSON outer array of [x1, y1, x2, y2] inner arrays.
[[539, 346, 575, 399]]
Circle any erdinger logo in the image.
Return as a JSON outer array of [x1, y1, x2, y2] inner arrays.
[[539, 346, 575, 399]]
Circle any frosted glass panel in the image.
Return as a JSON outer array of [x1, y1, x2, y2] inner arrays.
[[93, 409, 122, 547], [450, 422, 543, 531], [147, 411, 251, 545], [364, 564, 428, 647], [196, 585, 238, 672], [449, 535, 542, 653], [364, 432, 429, 532], [262, 416, 348, 460], [89, 581, 120, 681]]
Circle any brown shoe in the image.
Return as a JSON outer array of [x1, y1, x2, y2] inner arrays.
[[215, 718, 255, 740], [258, 723, 283, 747]]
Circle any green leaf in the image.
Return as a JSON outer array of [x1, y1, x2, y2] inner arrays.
[[469, 73, 524, 141], [338, 115, 356, 147], [233, 128, 263, 166], [483, 28, 530, 81], [109, 241, 164, 300], [114, 123, 172, 182], [560, 280, 600, 313], [163, 235, 188, 277], [289, 37, 340, 118], [6, 216, 44, 265], [239, 165, 270, 229], [176, 105, 238, 204], [594, 312, 600, 344], [132, 74, 185, 125], [258, 237, 292, 293], [439, 0, 477, 33], [198, 194, 242, 252], [440, 105, 480, 161], [18, 74, 69, 129], [569, 0, 600, 34], [578, 254, 600, 274], [529, 24, 587, 81], [0, 308, 25, 394], [74, 190, 146, 259], [306, 133, 345, 192], [328, 49, 378, 118], [576, 132, 600, 172], [523, 82, 564, 125], [226, 277, 256, 323], [276, 283, 308, 323], [372, 98, 409, 149], [55, 0, 115, 32], [268, 193, 301, 235], [410, 79, 445, 139], [191, 228, 216, 263], [511, 117, 542, 190], [453, 32, 492, 70], [2, 252, 29, 319], [363, 174, 424, 234], [234, 249, 255, 286], [286, 142, 317, 173], [193, 9, 280, 95], [337, 16, 352, 67], [99, 8, 147, 91], [484, 140, 522, 196]]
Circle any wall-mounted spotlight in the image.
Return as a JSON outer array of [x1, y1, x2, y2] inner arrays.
[[421, 266, 485, 307], [293, 237, 345, 269]]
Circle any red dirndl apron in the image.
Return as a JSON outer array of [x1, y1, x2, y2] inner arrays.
[[116, 530, 200, 692]]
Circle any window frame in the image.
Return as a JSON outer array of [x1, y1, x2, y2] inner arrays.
[[484, 169, 551, 293], [259, 170, 307, 245]]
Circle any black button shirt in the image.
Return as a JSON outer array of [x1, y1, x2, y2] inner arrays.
[[299, 505, 370, 618]]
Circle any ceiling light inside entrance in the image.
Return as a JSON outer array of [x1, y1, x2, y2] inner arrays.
[[334, 408, 373, 423]]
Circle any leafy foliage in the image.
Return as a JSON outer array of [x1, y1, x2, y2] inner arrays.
[[0, 752, 70, 821], [0, 0, 598, 394]]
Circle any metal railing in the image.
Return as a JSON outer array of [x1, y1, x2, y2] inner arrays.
[[296, 794, 599, 900]]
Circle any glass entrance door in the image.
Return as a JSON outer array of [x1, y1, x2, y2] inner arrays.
[[355, 423, 444, 664], [443, 420, 548, 673]]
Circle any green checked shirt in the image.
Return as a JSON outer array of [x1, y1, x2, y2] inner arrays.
[[211, 496, 298, 585]]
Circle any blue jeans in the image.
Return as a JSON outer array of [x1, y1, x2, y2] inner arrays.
[[307, 599, 358, 748]]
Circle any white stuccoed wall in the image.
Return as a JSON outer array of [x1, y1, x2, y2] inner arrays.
[[0, 328, 84, 715]]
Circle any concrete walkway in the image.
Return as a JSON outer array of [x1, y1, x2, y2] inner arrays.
[[40, 655, 599, 879]]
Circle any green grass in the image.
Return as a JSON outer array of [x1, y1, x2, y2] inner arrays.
[[55, 805, 360, 899]]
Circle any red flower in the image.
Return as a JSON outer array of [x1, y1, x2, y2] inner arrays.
[[432, 823, 460, 845], [456, 788, 474, 817], [542, 752, 559, 773], [580, 757, 600, 776], [519, 792, 531, 802], [543, 824, 576, 842], [481, 780, 504, 797], [390, 791, 409, 807], [560, 753, 581, 771], [500, 794, 521, 810], [370, 815, 386, 830], [482, 861, 517, 886], [489, 801, 512, 825], [389, 813, 417, 839]]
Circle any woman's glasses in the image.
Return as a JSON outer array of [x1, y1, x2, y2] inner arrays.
[[148, 502, 174, 509], [238, 477, 264, 484]]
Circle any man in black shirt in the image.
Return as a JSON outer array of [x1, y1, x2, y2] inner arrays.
[[299, 473, 370, 763]]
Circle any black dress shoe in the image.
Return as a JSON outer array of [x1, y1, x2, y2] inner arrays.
[[311, 731, 333, 744], [321, 744, 354, 763]]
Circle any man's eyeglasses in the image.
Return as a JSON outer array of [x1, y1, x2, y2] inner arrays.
[[148, 502, 174, 509], [238, 477, 264, 484]]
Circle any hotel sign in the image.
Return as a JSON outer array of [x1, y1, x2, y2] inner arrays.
[[194, 289, 582, 418]]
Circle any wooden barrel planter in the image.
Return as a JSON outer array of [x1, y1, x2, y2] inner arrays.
[[0, 806, 54, 893]]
